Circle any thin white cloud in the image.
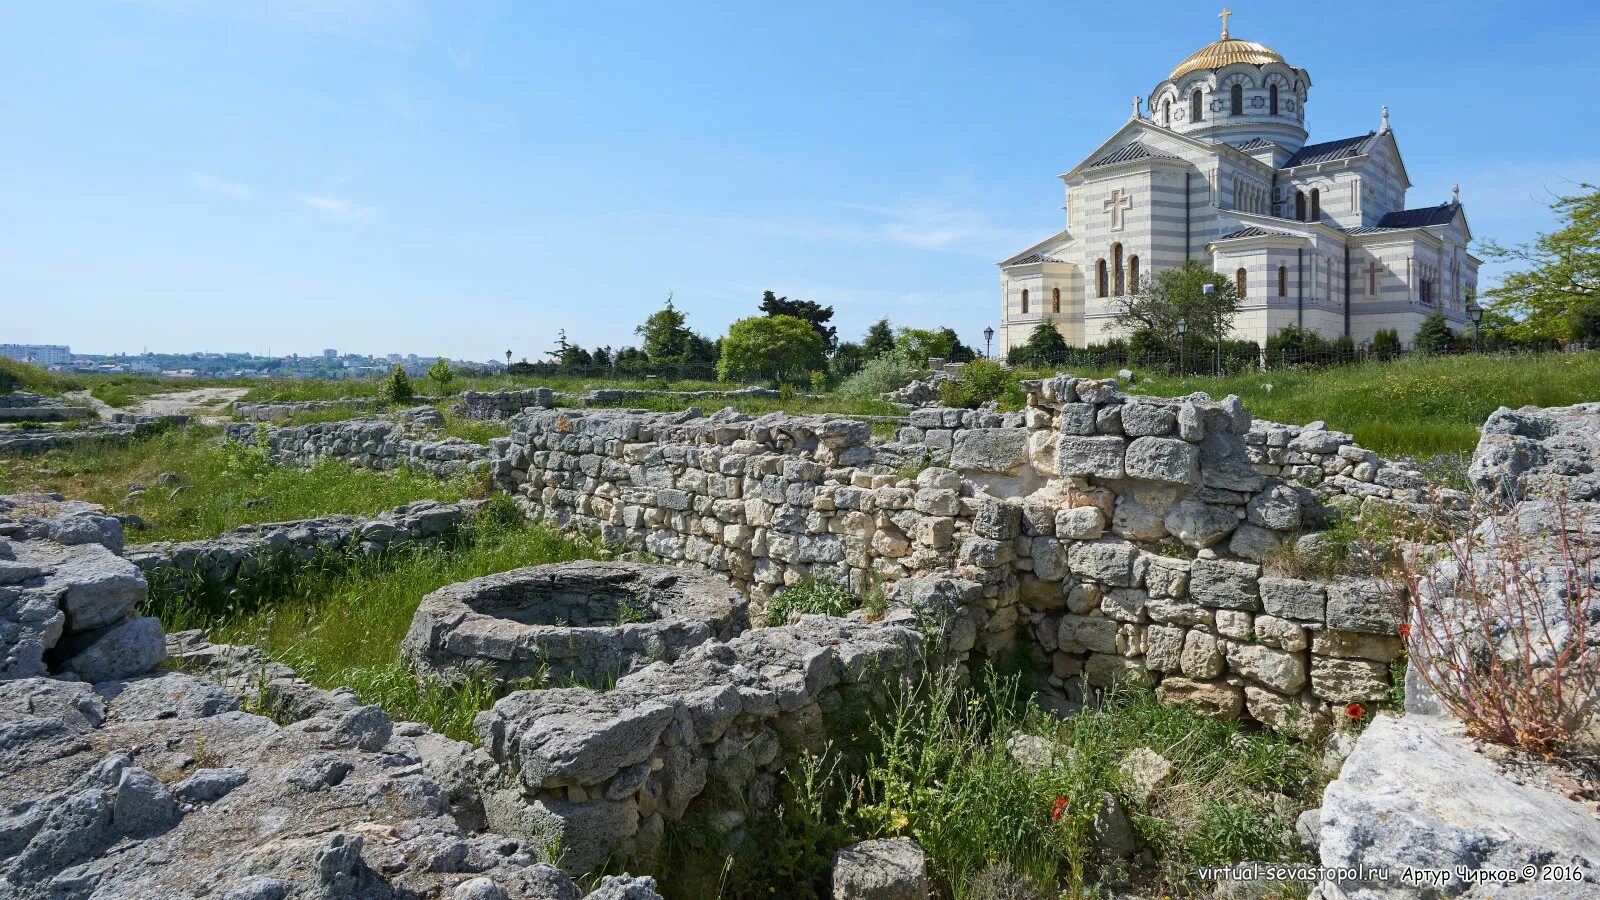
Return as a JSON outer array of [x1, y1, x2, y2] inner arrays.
[[191, 172, 250, 198], [734, 200, 1038, 258], [298, 193, 375, 224]]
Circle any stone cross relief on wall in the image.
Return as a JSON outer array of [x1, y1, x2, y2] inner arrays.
[[1104, 189, 1133, 231]]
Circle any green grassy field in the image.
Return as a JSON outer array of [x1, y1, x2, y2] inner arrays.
[[1026, 351, 1600, 457], [0, 426, 479, 543]]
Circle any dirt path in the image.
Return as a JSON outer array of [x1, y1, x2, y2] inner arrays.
[[67, 387, 249, 424]]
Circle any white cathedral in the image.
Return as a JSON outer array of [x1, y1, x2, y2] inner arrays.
[[997, 10, 1479, 354]]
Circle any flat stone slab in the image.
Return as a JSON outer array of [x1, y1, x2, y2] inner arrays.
[[403, 561, 749, 688]]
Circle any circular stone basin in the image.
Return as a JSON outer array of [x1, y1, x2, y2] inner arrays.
[[402, 561, 749, 688]]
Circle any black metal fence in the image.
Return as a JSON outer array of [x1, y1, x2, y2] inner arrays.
[[1009, 343, 1595, 378]]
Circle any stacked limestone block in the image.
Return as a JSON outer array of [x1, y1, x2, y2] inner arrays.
[[456, 388, 557, 419], [125, 499, 479, 598], [1016, 376, 1405, 731], [473, 613, 927, 873], [486, 407, 1030, 657], [1245, 418, 1467, 513], [232, 398, 378, 422], [0, 494, 164, 683], [225, 419, 491, 477]]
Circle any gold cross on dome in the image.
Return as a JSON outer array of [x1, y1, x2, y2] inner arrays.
[[1219, 7, 1232, 39]]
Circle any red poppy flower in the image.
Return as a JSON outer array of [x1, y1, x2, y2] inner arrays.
[[1051, 795, 1067, 822], [1345, 703, 1366, 720], [1398, 624, 1412, 640]]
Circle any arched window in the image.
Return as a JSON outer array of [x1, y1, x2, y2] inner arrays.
[[1112, 243, 1124, 296], [1051, 287, 1060, 314], [1269, 84, 1279, 115], [1278, 265, 1288, 297], [1128, 255, 1140, 290], [1236, 268, 1248, 299], [1310, 188, 1321, 221], [1230, 84, 1243, 116], [1096, 260, 1108, 298], [1295, 191, 1307, 221], [1190, 89, 1203, 122], [1162, 98, 1171, 125], [1021, 288, 1029, 314]]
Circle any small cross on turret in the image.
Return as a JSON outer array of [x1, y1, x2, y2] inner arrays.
[[1219, 7, 1232, 39]]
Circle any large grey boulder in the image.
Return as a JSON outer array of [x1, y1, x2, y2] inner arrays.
[[1318, 715, 1600, 898], [1469, 402, 1600, 505], [832, 837, 928, 900], [57, 615, 166, 682]]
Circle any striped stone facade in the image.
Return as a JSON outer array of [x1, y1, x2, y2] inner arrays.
[[999, 23, 1481, 354]]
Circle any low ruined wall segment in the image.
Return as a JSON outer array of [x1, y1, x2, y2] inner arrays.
[[224, 419, 491, 477], [487, 378, 1411, 734]]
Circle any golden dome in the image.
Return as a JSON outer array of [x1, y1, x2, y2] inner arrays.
[[1169, 38, 1285, 80]]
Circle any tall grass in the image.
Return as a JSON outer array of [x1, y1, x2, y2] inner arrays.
[[183, 514, 604, 741], [690, 669, 1325, 899], [1113, 351, 1600, 456], [0, 426, 478, 543]]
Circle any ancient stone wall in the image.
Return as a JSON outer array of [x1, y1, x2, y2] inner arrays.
[[454, 385, 786, 420], [487, 377, 1412, 732], [224, 419, 491, 477], [125, 499, 480, 598], [232, 398, 379, 422]]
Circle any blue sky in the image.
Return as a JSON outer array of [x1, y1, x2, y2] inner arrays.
[[4, 1, 1598, 362]]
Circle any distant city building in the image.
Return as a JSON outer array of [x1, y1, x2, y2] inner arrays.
[[0, 344, 72, 366], [323, 348, 337, 359]]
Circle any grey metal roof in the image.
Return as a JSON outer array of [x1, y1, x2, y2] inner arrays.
[[1281, 132, 1375, 168], [1088, 141, 1179, 169], [1233, 137, 1278, 152], [1376, 203, 1461, 228], [1005, 252, 1066, 265], [1215, 226, 1295, 240], [1344, 226, 1403, 236]]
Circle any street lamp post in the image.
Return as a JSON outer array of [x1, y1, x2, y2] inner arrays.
[[1202, 283, 1221, 376], [1467, 301, 1484, 354], [1177, 317, 1188, 377], [983, 326, 995, 360], [505, 349, 512, 369]]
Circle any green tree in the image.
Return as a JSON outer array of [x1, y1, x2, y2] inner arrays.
[[635, 293, 693, 362], [1112, 259, 1240, 346], [759, 291, 837, 351], [717, 315, 828, 385], [1413, 312, 1456, 353], [1482, 184, 1600, 342], [1016, 322, 1067, 365], [937, 327, 977, 362], [830, 341, 868, 378], [591, 346, 612, 368], [862, 319, 896, 357], [1372, 328, 1402, 357], [893, 328, 954, 364], [381, 365, 414, 403], [426, 358, 455, 392], [1574, 300, 1600, 343]]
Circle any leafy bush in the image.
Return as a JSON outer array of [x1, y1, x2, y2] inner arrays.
[[836, 354, 920, 401], [938, 359, 1021, 409], [381, 365, 415, 403], [764, 576, 859, 625], [1413, 312, 1456, 354], [717, 314, 828, 385]]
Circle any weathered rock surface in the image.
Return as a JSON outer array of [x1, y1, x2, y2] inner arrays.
[[831, 837, 928, 900], [1318, 715, 1600, 898], [404, 561, 749, 687], [1469, 401, 1600, 505], [0, 671, 661, 900]]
